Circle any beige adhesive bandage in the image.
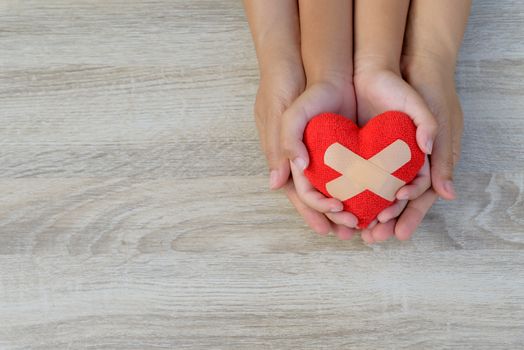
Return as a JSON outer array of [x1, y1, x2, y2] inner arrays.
[[324, 140, 412, 201]]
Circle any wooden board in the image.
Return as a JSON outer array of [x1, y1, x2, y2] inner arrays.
[[0, 0, 523, 348]]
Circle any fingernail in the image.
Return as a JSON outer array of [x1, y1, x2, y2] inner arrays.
[[368, 219, 378, 229], [330, 204, 343, 213], [444, 180, 456, 198], [426, 139, 433, 154], [397, 191, 409, 200], [269, 170, 278, 190], [293, 157, 307, 171]]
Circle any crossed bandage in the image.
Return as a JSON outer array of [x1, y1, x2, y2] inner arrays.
[[324, 140, 411, 201]]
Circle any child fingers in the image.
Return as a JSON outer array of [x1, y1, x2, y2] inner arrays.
[[280, 83, 342, 170], [290, 160, 343, 213], [396, 175, 431, 201], [394, 189, 439, 240], [280, 107, 310, 171], [403, 86, 439, 154], [325, 211, 359, 229], [396, 155, 430, 200], [280, 91, 317, 170], [377, 200, 408, 224]]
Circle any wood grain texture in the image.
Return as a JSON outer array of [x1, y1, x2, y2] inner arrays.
[[0, 0, 523, 349]]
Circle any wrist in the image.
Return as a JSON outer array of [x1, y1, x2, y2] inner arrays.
[[353, 53, 401, 78], [256, 36, 302, 76], [306, 67, 354, 91], [401, 41, 459, 77], [401, 51, 456, 85], [259, 51, 303, 80]]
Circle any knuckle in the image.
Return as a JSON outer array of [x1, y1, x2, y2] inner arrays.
[[254, 93, 289, 124], [280, 137, 294, 156], [265, 148, 282, 164], [440, 156, 454, 174]]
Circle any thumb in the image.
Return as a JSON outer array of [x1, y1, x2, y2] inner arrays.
[[430, 126, 456, 200], [280, 84, 339, 171], [265, 136, 290, 190], [258, 104, 291, 190], [403, 87, 439, 155]]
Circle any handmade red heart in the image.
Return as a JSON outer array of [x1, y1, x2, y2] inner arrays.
[[303, 111, 424, 228]]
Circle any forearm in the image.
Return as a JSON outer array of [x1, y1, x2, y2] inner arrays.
[[354, 0, 410, 74], [298, 0, 353, 85], [403, 0, 472, 74], [243, 0, 302, 78]]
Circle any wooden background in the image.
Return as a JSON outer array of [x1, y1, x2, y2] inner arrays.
[[0, 1, 523, 349]]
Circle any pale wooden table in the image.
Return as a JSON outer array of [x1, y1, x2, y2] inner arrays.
[[1, 1, 523, 349]]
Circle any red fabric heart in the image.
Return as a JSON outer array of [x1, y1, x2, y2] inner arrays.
[[303, 111, 425, 228]]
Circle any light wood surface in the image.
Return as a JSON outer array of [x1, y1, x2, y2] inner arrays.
[[1, 1, 523, 349]]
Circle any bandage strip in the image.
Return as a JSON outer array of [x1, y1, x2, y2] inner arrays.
[[324, 140, 412, 201]]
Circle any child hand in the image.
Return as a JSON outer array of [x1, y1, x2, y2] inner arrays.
[[360, 0, 471, 243], [254, 66, 356, 239], [282, 78, 360, 235], [353, 67, 438, 243], [254, 65, 329, 234], [355, 58, 463, 243]]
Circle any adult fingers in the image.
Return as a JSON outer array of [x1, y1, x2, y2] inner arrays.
[[430, 123, 456, 200], [360, 219, 379, 244], [377, 200, 408, 224], [450, 99, 464, 167], [264, 112, 291, 190], [370, 219, 396, 242], [396, 156, 431, 200], [331, 223, 356, 240], [254, 98, 292, 191], [290, 160, 344, 213], [394, 189, 439, 240], [361, 229, 375, 244], [283, 180, 331, 235]]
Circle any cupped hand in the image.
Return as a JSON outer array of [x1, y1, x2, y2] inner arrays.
[[281, 77, 360, 237], [357, 58, 463, 243], [353, 66, 438, 242], [254, 66, 356, 239]]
